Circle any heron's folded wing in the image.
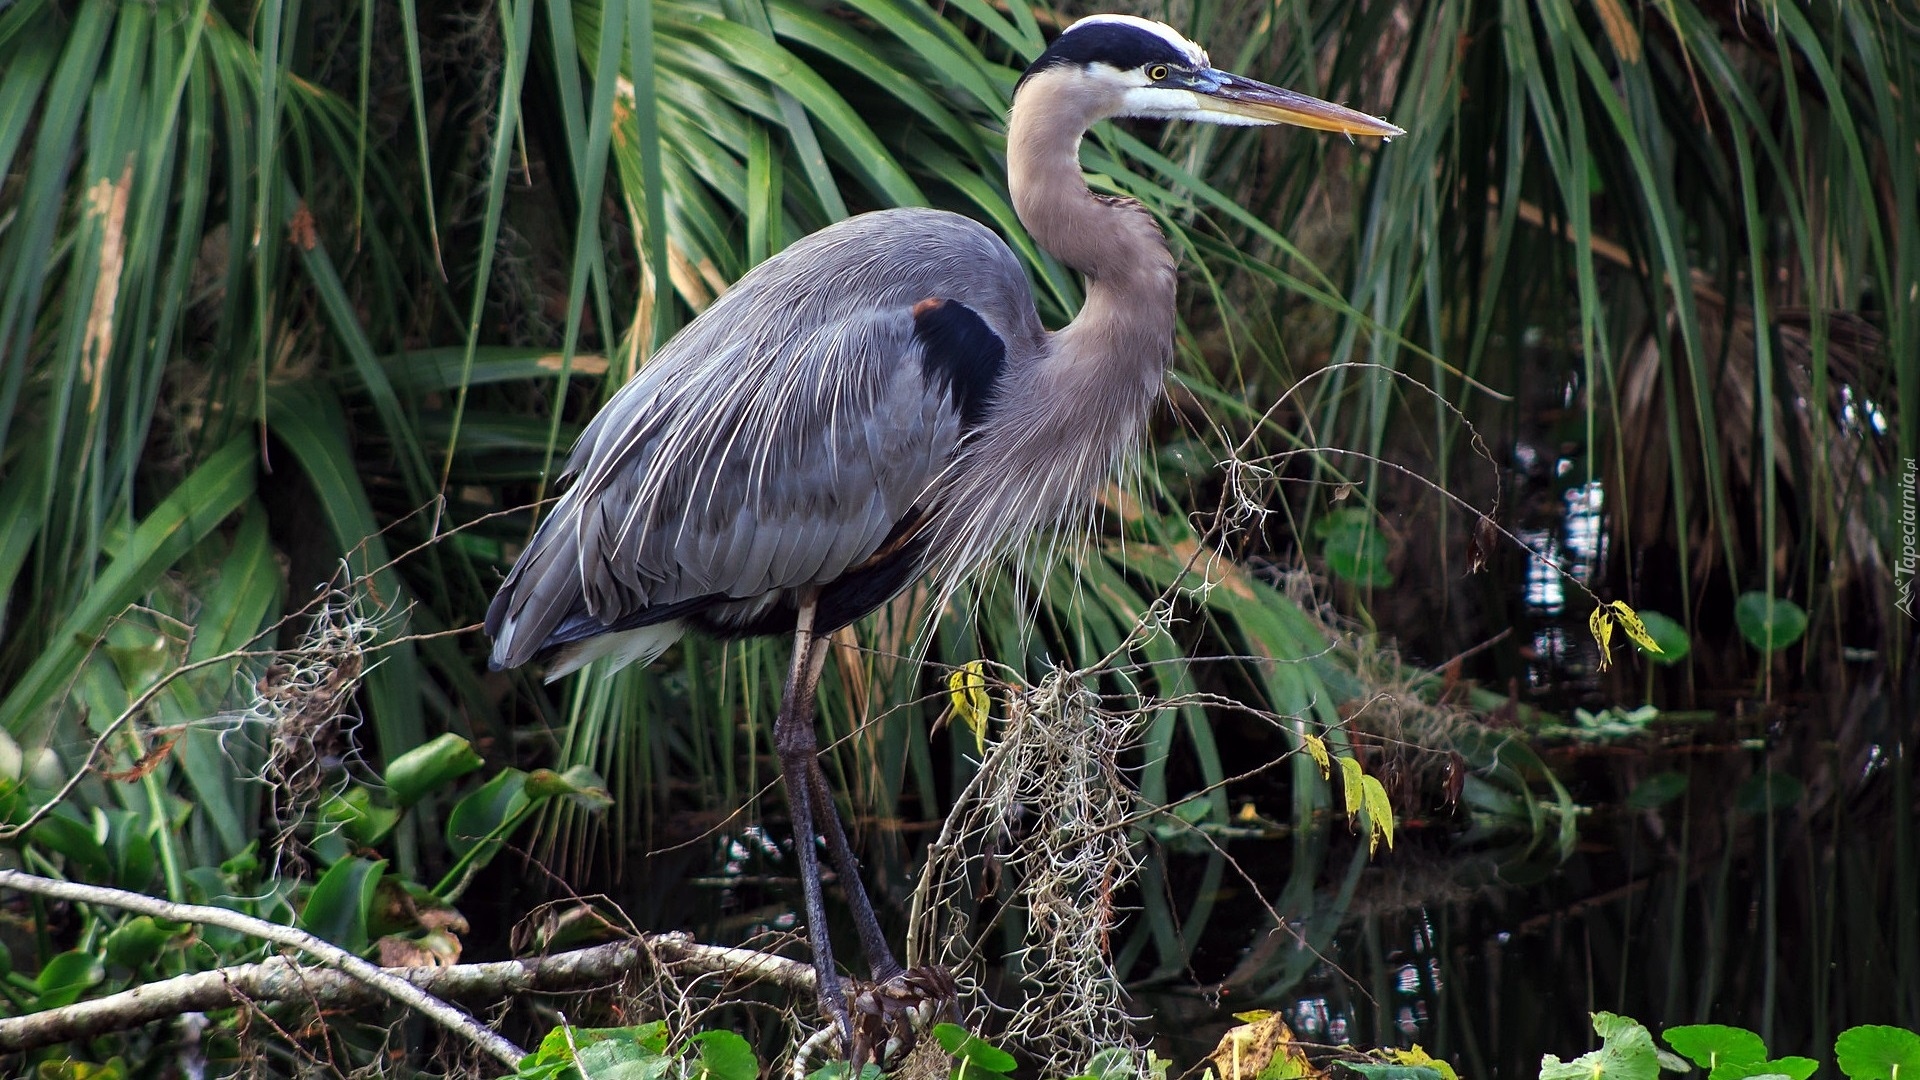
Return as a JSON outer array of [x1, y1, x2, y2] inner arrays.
[[486, 304, 973, 668], [487, 209, 1034, 670]]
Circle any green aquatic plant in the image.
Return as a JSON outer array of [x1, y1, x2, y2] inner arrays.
[[1537, 1014, 1920, 1080]]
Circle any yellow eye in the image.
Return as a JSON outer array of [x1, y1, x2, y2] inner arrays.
[[1147, 64, 1169, 82]]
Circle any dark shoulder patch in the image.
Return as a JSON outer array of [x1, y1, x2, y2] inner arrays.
[[913, 298, 1006, 431], [1018, 22, 1190, 90]]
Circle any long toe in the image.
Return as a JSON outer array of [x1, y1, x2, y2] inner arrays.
[[845, 965, 961, 1071]]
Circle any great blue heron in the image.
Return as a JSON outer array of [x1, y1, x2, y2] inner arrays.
[[486, 12, 1399, 1059]]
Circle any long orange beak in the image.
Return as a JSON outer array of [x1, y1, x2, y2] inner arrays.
[[1190, 69, 1404, 139]]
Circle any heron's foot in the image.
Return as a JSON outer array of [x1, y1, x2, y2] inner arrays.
[[816, 971, 855, 1055], [845, 965, 960, 1072]]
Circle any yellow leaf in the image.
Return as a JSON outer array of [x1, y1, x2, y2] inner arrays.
[[1301, 732, 1330, 779], [1589, 606, 1616, 671], [1337, 756, 1364, 818], [947, 661, 991, 755], [1385, 1046, 1459, 1080], [1607, 600, 1663, 655], [1209, 1011, 1325, 1080], [1360, 774, 1395, 854]]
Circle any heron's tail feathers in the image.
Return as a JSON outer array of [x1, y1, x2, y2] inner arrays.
[[541, 620, 687, 682]]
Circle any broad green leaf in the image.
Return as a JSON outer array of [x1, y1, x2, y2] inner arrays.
[[933, 1023, 1018, 1074], [1733, 593, 1809, 653], [33, 949, 105, 1010], [691, 1029, 760, 1080], [575, 1041, 673, 1080], [298, 856, 386, 954], [446, 768, 531, 859], [320, 786, 402, 847], [1834, 1026, 1920, 1080], [1711, 1060, 1819, 1080], [1626, 772, 1689, 810], [1664, 1026, 1766, 1070], [1082, 1047, 1140, 1080], [1735, 772, 1805, 816], [1541, 1013, 1661, 1080], [103, 915, 180, 969], [383, 733, 484, 808], [27, 809, 113, 881], [102, 809, 158, 892], [524, 1022, 673, 1079], [1315, 508, 1393, 587]]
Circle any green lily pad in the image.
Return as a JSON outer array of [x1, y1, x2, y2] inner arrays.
[[1712, 1058, 1819, 1080], [1733, 593, 1808, 653], [1834, 1025, 1920, 1080], [1627, 771, 1690, 810], [1542, 1013, 1663, 1080], [1633, 611, 1691, 664], [1664, 1026, 1765, 1070], [1735, 772, 1805, 816]]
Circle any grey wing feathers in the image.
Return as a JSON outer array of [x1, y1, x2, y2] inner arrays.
[[486, 208, 1040, 670]]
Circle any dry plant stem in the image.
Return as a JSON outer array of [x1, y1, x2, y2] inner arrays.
[[0, 869, 524, 1065], [0, 901, 813, 1057]]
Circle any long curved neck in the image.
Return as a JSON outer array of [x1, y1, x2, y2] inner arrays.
[[1007, 76, 1177, 390]]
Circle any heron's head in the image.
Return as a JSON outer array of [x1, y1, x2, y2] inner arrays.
[[1015, 14, 1403, 139]]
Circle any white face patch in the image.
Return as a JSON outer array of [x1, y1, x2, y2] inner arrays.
[[1063, 13, 1209, 68], [1116, 85, 1276, 125]]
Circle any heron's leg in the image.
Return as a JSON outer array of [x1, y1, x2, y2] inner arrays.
[[792, 633, 954, 1071], [804, 747, 903, 982], [773, 596, 850, 1043]]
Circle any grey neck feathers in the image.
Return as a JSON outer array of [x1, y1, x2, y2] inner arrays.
[[1007, 70, 1178, 399]]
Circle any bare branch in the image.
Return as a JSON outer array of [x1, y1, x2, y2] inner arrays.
[[0, 927, 815, 1055], [0, 869, 524, 1065]]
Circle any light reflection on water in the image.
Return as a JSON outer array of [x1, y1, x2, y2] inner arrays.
[[1519, 457, 1608, 687]]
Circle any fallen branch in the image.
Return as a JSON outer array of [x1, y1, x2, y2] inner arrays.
[[0, 869, 524, 1063], [0, 925, 815, 1055]]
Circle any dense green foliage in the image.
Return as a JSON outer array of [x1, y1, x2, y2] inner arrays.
[[0, 0, 1913, 1074]]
